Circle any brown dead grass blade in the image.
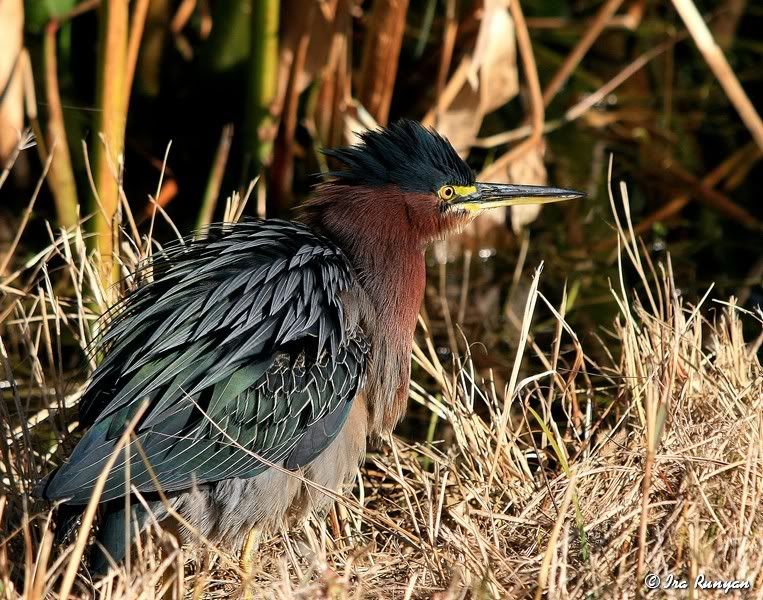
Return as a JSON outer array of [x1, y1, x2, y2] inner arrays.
[[1, 169, 761, 598]]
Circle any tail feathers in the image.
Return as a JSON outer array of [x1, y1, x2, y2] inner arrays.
[[53, 504, 84, 546], [89, 504, 150, 575], [52, 500, 169, 576]]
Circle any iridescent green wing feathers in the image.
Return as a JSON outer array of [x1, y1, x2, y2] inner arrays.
[[39, 220, 369, 504]]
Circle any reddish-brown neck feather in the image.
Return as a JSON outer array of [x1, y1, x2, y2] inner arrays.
[[303, 184, 428, 340], [301, 183, 469, 430]]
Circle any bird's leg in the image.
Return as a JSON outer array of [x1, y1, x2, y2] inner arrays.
[[240, 527, 261, 598]]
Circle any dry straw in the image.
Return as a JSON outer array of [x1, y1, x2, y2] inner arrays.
[[0, 152, 761, 598]]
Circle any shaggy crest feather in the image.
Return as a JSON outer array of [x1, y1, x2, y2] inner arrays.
[[323, 119, 474, 192]]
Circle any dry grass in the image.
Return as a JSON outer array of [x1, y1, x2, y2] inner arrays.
[[0, 148, 761, 599]]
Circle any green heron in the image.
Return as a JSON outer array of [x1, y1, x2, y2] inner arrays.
[[36, 120, 582, 573]]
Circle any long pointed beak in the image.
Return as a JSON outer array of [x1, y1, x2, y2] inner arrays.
[[459, 182, 584, 211]]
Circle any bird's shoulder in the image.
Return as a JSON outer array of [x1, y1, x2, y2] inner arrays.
[[80, 218, 366, 427], [38, 219, 373, 503]]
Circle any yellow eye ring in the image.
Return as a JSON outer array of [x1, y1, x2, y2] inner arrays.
[[438, 185, 455, 200]]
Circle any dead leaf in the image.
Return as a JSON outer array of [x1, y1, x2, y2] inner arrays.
[[429, 0, 518, 155], [0, 0, 24, 162], [422, 0, 518, 253], [434, 80, 483, 155], [506, 144, 548, 232], [472, 0, 518, 114]]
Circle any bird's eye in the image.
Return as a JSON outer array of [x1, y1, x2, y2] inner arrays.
[[439, 185, 455, 200]]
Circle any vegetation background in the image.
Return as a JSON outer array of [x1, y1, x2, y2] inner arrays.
[[0, 0, 761, 598]]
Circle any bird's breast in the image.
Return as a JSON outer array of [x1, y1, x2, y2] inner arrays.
[[351, 250, 426, 434]]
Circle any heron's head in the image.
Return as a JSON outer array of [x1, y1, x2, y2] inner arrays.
[[309, 119, 583, 246]]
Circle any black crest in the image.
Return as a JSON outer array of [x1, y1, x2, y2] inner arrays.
[[323, 119, 475, 193]]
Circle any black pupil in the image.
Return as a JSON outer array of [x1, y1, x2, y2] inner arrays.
[[444, 187, 452, 197]]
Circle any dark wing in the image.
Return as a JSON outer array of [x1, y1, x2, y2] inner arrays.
[[40, 220, 369, 504]]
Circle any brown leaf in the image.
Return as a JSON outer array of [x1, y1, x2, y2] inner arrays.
[[434, 78, 483, 156], [506, 144, 548, 232], [472, 0, 518, 114], [0, 0, 24, 162], [429, 0, 518, 155]]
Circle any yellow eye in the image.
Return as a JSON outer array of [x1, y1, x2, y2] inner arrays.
[[438, 185, 455, 201]]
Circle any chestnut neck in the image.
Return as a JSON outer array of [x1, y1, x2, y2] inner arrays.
[[301, 184, 428, 342]]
